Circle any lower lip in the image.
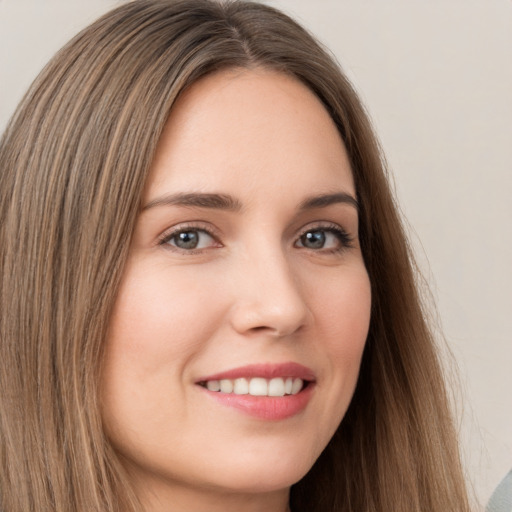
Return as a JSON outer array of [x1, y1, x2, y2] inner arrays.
[[200, 384, 315, 420]]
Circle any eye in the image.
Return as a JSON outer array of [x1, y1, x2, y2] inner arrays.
[[160, 227, 219, 251], [295, 225, 353, 252]]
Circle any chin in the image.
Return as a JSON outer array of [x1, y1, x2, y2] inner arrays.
[[204, 450, 318, 495]]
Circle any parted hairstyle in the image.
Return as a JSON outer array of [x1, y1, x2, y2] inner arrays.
[[0, 1, 471, 511]]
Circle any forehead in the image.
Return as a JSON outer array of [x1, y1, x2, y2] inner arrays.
[[146, 68, 354, 202]]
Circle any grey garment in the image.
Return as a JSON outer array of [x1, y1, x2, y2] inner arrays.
[[487, 470, 512, 512]]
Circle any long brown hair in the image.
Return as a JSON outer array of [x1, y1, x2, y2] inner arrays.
[[0, 1, 471, 511]]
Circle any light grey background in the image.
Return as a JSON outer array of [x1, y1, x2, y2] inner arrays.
[[1, 1, 510, 507]]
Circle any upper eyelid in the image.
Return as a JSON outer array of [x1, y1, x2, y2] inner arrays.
[[296, 221, 352, 237], [297, 220, 345, 232]]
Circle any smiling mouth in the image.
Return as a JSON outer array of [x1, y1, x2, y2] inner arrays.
[[197, 363, 316, 419], [198, 377, 307, 397]]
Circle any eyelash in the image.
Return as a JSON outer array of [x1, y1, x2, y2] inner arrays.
[[295, 223, 354, 253], [157, 222, 354, 254], [157, 222, 221, 254]]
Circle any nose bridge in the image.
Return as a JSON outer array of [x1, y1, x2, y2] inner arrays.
[[229, 241, 310, 337]]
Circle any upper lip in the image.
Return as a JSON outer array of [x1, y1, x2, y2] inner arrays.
[[196, 362, 316, 383]]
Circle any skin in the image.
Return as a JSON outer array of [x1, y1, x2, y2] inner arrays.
[[101, 68, 372, 512]]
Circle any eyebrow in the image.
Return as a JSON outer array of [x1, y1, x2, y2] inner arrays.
[[142, 192, 243, 212], [299, 192, 359, 212], [142, 191, 358, 213]]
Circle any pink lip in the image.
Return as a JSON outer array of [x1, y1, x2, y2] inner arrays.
[[196, 362, 316, 421], [196, 362, 316, 383]]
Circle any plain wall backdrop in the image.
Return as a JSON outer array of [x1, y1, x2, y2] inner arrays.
[[1, 0, 511, 508]]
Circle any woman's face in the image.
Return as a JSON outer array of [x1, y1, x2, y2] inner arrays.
[[101, 69, 371, 508]]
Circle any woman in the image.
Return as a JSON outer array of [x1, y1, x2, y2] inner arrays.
[[0, 1, 471, 511]]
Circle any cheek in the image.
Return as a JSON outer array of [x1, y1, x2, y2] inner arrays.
[[311, 265, 371, 405], [100, 265, 225, 433], [317, 265, 371, 354], [106, 264, 224, 368], [290, 265, 371, 461]]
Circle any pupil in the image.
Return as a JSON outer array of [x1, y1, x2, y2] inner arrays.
[[176, 231, 199, 249], [303, 231, 325, 249]]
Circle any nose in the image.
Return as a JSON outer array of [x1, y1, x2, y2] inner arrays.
[[228, 251, 311, 338]]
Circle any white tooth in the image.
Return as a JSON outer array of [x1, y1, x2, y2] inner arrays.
[[249, 377, 268, 396], [291, 378, 303, 395], [233, 378, 249, 395], [220, 379, 234, 393], [206, 380, 220, 392], [285, 377, 293, 395], [268, 377, 285, 397]]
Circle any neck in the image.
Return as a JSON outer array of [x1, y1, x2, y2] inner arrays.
[[131, 474, 291, 512]]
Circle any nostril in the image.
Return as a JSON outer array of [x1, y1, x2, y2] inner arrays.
[[250, 325, 273, 332], [245, 322, 306, 338]]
